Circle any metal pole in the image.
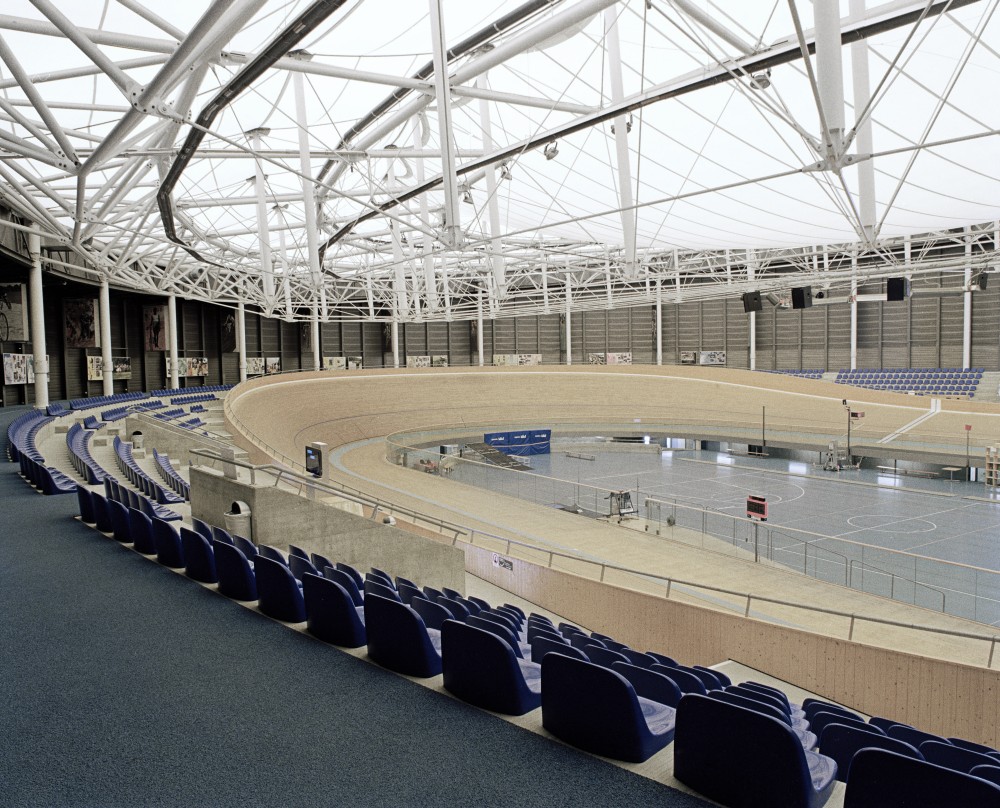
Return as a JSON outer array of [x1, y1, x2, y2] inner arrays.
[[754, 521, 759, 563], [967, 428, 971, 482], [847, 406, 852, 462], [236, 300, 246, 383], [762, 405, 766, 455], [655, 276, 662, 365], [565, 277, 572, 365]]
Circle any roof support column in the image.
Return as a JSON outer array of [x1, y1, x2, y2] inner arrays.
[[964, 227, 972, 369], [28, 231, 48, 407], [167, 293, 179, 389], [604, 7, 637, 278], [311, 310, 320, 370], [478, 75, 506, 297], [747, 252, 756, 371], [850, 254, 858, 370], [815, 0, 846, 159], [249, 128, 275, 313], [236, 300, 247, 383], [391, 317, 400, 369], [476, 290, 484, 367], [99, 279, 113, 397], [428, 0, 462, 249], [565, 278, 573, 366], [655, 276, 662, 366], [849, 0, 876, 240]]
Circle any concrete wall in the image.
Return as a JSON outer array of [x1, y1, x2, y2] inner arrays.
[[190, 467, 464, 591]]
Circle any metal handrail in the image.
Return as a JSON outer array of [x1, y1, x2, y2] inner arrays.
[[188, 448, 468, 542], [456, 529, 1000, 668]]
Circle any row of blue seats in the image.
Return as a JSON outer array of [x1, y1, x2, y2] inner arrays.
[[69, 391, 148, 411], [8, 410, 77, 495], [112, 436, 184, 505], [765, 369, 825, 378], [96, 478, 181, 524], [6, 408, 48, 463], [838, 367, 985, 376], [170, 393, 216, 405], [69, 498, 1000, 807], [152, 449, 190, 500], [46, 402, 70, 416], [148, 384, 232, 397], [101, 406, 129, 421], [65, 423, 109, 485]]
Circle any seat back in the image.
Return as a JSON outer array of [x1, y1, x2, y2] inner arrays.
[[335, 562, 364, 590], [709, 690, 790, 726], [728, 684, 791, 716], [411, 596, 452, 631], [257, 545, 287, 565], [441, 620, 540, 716], [803, 698, 862, 723], [741, 681, 791, 709], [108, 498, 132, 543], [674, 663, 722, 691], [192, 517, 213, 541], [233, 534, 257, 562], [697, 665, 731, 687], [674, 694, 829, 808], [288, 553, 318, 582], [76, 486, 96, 524], [467, 595, 491, 612], [969, 765, 1000, 788], [396, 581, 422, 605], [844, 748, 1000, 808], [254, 556, 306, 623], [180, 526, 217, 584], [650, 663, 707, 695], [810, 710, 874, 740], [887, 723, 947, 750], [819, 722, 923, 783], [364, 593, 441, 678], [323, 567, 364, 607], [213, 540, 258, 601], [467, 614, 520, 656], [541, 652, 672, 763], [128, 508, 156, 554], [476, 609, 515, 635], [531, 634, 585, 665], [311, 553, 334, 575], [301, 573, 365, 648], [620, 648, 657, 669], [868, 716, 902, 734], [646, 651, 676, 666], [288, 544, 309, 560], [583, 645, 630, 669], [364, 578, 401, 602], [920, 740, 998, 774], [212, 525, 235, 545], [437, 596, 470, 622], [152, 518, 184, 568], [949, 738, 1000, 757], [610, 661, 683, 708]]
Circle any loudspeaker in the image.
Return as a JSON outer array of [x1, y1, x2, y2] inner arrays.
[[886, 277, 910, 301], [977, 273, 989, 291], [742, 291, 762, 313], [791, 287, 813, 309]]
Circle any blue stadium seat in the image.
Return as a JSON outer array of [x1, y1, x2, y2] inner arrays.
[[364, 593, 441, 678], [301, 573, 366, 648], [819, 722, 922, 783], [254, 556, 306, 623]]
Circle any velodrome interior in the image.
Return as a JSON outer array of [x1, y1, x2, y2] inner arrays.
[[4, 1, 1000, 805]]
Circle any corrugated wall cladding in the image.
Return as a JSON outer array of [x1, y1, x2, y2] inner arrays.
[[4, 261, 1000, 407]]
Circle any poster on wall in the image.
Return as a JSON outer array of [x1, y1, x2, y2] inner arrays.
[[143, 305, 168, 351], [64, 298, 98, 348], [221, 311, 237, 353], [3, 352, 28, 384], [246, 357, 265, 376], [679, 351, 696, 364], [406, 355, 431, 368], [187, 357, 208, 377], [493, 353, 542, 367], [265, 357, 281, 375], [347, 356, 363, 370], [112, 356, 132, 379], [166, 356, 189, 377], [431, 355, 448, 367], [86, 355, 104, 381], [25, 354, 34, 384], [0, 283, 29, 342], [587, 353, 606, 365], [699, 351, 726, 366], [606, 352, 632, 365], [323, 356, 346, 370]]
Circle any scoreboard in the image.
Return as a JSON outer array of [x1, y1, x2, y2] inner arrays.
[[746, 495, 768, 521]]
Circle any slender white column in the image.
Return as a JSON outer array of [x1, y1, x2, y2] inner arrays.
[[311, 309, 320, 370], [816, 0, 846, 158], [249, 128, 275, 311], [476, 291, 484, 367], [850, 255, 858, 370], [963, 230, 972, 369], [478, 75, 506, 295], [565, 279, 572, 366], [391, 317, 400, 369], [748, 253, 756, 370], [655, 276, 662, 366], [849, 0, 876, 240], [236, 300, 247, 382], [427, 0, 461, 248], [291, 62, 322, 293], [27, 231, 48, 406], [167, 293, 179, 389], [99, 279, 113, 396]]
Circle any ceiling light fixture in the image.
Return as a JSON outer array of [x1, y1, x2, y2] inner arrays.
[[543, 141, 558, 160]]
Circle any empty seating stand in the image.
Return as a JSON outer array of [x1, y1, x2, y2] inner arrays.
[[66, 423, 111, 485], [113, 436, 185, 506], [835, 367, 984, 398], [7, 410, 76, 495], [764, 369, 825, 380], [152, 449, 190, 500], [69, 391, 148, 411]]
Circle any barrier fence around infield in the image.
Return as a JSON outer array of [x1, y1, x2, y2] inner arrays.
[[386, 434, 1000, 628]]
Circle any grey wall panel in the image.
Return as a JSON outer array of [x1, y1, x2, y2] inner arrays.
[[492, 317, 515, 356], [629, 307, 654, 364], [825, 302, 851, 371], [754, 307, 776, 370], [280, 321, 301, 372], [700, 301, 726, 351], [971, 282, 999, 368], [678, 302, 701, 356], [448, 321, 473, 365], [244, 313, 261, 354], [427, 323, 449, 357], [341, 321, 362, 359], [260, 317, 280, 355], [726, 300, 749, 369], [515, 315, 539, 355], [539, 313, 561, 362], [404, 322, 426, 356], [362, 321, 385, 367]]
